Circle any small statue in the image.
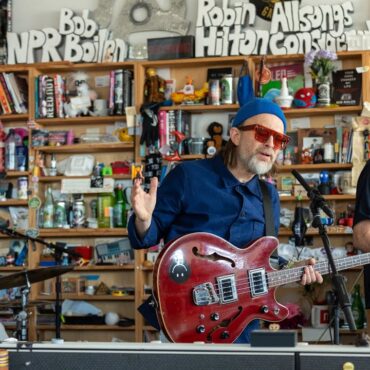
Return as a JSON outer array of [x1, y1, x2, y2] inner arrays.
[[144, 68, 166, 103]]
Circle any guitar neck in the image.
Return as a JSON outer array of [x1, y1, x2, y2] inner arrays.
[[268, 253, 370, 287]]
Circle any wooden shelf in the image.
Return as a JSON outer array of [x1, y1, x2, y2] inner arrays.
[[280, 194, 356, 201], [276, 163, 352, 172], [0, 113, 28, 121], [5, 171, 29, 178], [37, 294, 134, 301], [0, 199, 28, 206], [160, 104, 238, 112], [38, 174, 131, 182], [73, 265, 134, 271], [279, 226, 352, 236], [0, 266, 26, 271], [39, 228, 128, 237], [140, 55, 246, 68], [36, 115, 127, 125], [33, 142, 134, 153], [37, 324, 135, 331], [159, 104, 362, 116]]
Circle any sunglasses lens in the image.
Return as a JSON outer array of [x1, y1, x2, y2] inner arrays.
[[254, 126, 289, 150]]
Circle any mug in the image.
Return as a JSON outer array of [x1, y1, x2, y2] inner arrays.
[[311, 305, 330, 328]]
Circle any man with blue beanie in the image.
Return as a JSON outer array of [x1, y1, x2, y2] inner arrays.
[[128, 97, 323, 343]]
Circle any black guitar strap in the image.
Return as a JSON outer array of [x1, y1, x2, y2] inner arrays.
[[259, 179, 276, 237]]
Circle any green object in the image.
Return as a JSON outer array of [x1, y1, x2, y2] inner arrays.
[[43, 187, 54, 228], [351, 284, 365, 329], [97, 192, 114, 228], [113, 184, 127, 228]]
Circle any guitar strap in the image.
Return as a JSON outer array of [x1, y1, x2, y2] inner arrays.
[[259, 179, 280, 264], [259, 179, 276, 237]]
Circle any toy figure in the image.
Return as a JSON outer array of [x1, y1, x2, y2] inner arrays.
[[301, 148, 313, 164], [144, 68, 166, 103], [294, 87, 317, 108], [207, 122, 226, 152]]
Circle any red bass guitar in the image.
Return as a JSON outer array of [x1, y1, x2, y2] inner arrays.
[[153, 232, 370, 343]]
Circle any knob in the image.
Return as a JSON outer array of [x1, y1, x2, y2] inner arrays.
[[274, 307, 280, 315], [260, 305, 269, 313], [196, 325, 205, 333], [211, 312, 220, 321], [220, 331, 230, 339]]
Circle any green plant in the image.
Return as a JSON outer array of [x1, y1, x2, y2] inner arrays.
[[305, 50, 337, 82]]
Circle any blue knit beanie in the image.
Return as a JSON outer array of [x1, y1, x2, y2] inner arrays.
[[233, 97, 287, 133]]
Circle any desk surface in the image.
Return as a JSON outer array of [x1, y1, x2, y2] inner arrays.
[[0, 341, 369, 354]]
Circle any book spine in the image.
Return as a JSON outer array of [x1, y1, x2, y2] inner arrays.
[[158, 110, 167, 149], [0, 73, 15, 114], [45, 76, 55, 118], [114, 69, 123, 115], [0, 76, 12, 114], [122, 69, 133, 109], [4, 73, 21, 113], [108, 70, 115, 115]]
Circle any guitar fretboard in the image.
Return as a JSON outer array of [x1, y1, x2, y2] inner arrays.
[[267, 252, 370, 287]]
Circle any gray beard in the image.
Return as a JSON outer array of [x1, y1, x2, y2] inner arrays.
[[247, 155, 273, 175]]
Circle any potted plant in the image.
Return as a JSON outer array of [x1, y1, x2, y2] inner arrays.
[[304, 50, 337, 106]]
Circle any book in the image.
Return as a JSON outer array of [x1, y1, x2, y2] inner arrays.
[[332, 69, 362, 106], [260, 63, 304, 101]]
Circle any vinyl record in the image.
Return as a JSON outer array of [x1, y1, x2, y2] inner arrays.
[[249, 0, 301, 21]]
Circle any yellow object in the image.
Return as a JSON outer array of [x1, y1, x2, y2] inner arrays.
[[343, 362, 354, 370], [112, 290, 125, 296], [114, 127, 134, 142]]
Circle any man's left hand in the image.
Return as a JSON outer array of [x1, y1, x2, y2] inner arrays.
[[300, 258, 323, 285]]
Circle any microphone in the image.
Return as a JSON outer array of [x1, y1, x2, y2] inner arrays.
[[291, 169, 334, 218]]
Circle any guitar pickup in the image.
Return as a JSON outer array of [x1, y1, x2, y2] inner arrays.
[[193, 282, 219, 306]]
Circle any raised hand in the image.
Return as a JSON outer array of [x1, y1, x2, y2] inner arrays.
[[131, 176, 158, 238]]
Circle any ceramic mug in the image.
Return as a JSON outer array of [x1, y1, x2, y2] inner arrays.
[[311, 305, 330, 328]]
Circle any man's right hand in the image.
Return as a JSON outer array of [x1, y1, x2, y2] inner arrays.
[[131, 176, 158, 237]]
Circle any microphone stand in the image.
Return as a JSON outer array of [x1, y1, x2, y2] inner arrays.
[[0, 226, 80, 341], [291, 170, 356, 344]]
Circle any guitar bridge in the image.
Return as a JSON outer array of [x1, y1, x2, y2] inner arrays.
[[193, 282, 219, 306]]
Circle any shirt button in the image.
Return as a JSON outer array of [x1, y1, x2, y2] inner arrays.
[[241, 211, 246, 217]]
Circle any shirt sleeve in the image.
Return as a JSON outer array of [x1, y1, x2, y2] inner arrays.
[[128, 164, 187, 249], [354, 160, 370, 225]]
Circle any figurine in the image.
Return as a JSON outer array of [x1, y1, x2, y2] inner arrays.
[[294, 87, 317, 108], [207, 122, 226, 152], [144, 68, 166, 103]]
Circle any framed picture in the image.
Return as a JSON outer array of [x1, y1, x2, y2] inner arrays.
[[62, 277, 78, 294]]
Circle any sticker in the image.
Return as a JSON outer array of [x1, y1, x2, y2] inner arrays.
[[28, 196, 41, 209], [26, 228, 39, 238]]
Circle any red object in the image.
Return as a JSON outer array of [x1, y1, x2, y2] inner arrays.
[[111, 161, 130, 175], [73, 246, 93, 260], [153, 233, 370, 343]]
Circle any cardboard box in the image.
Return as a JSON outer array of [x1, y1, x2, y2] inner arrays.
[[147, 36, 195, 60]]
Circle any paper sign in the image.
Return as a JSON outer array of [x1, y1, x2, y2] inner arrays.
[[290, 117, 310, 130]]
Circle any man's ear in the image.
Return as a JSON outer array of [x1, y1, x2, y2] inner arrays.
[[229, 127, 241, 146]]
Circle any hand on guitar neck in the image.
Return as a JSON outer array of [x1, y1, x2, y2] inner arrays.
[[293, 258, 323, 285], [131, 176, 158, 239]]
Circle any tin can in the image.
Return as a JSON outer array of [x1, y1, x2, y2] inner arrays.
[[208, 79, 220, 105], [17, 177, 28, 200], [72, 199, 86, 228], [54, 200, 67, 228], [220, 74, 233, 104]]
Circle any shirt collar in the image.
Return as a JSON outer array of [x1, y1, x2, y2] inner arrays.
[[213, 155, 261, 197]]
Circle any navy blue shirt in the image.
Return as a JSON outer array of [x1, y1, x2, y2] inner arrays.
[[128, 155, 280, 248], [128, 154, 280, 343], [354, 159, 370, 226]]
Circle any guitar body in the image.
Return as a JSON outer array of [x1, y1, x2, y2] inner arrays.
[[153, 233, 289, 343]]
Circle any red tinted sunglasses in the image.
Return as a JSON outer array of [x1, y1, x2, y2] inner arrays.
[[238, 124, 290, 150]]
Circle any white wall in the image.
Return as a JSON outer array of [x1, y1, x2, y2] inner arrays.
[[12, 0, 370, 35]]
